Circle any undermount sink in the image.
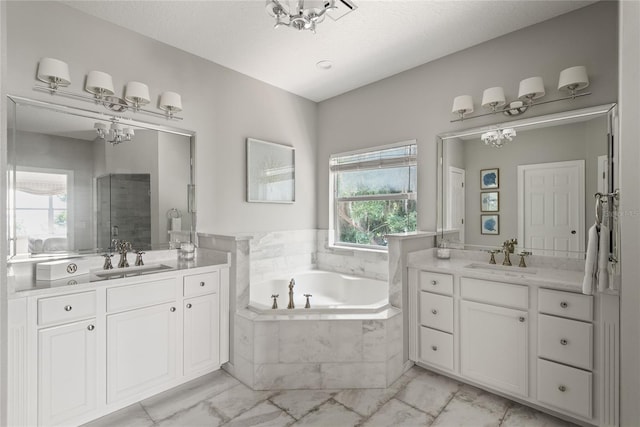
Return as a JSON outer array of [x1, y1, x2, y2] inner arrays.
[[92, 263, 174, 279], [464, 262, 538, 276]]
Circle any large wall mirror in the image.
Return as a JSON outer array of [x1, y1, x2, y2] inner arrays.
[[6, 96, 195, 260], [437, 103, 618, 259]]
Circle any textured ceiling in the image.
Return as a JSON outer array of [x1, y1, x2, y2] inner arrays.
[[63, 0, 595, 102]]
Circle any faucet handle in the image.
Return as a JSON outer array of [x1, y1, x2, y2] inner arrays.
[[271, 294, 279, 309], [518, 251, 531, 268], [304, 294, 313, 309], [102, 253, 114, 270], [487, 249, 501, 264], [135, 251, 145, 266]]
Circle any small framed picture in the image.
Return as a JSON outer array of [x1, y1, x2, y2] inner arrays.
[[480, 168, 499, 189], [481, 191, 499, 212], [481, 214, 500, 235]]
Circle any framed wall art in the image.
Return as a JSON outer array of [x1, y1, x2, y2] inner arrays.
[[481, 214, 500, 235], [480, 168, 499, 189], [247, 138, 295, 203], [481, 191, 499, 212]]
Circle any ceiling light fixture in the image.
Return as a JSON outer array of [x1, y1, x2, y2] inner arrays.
[[265, 0, 336, 33], [481, 128, 516, 149], [95, 121, 135, 145], [451, 66, 591, 123]]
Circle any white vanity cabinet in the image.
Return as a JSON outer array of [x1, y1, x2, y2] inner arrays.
[[7, 263, 230, 427], [417, 271, 454, 371]]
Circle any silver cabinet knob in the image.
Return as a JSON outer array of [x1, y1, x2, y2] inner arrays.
[[200, 281, 206, 287], [64, 305, 72, 312], [560, 301, 568, 308], [558, 385, 567, 392], [87, 324, 95, 331], [431, 345, 438, 351], [560, 338, 568, 345], [431, 280, 437, 286], [186, 303, 192, 309], [170, 307, 176, 312], [518, 316, 526, 322], [431, 309, 438, 315]]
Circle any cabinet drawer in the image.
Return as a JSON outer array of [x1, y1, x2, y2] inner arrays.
[[461, 277, 528, 310], [419, 326, 453, 371], [107, 278, 176, 313], [184, 271, 219, 297], [537, 359, 592, 418], [419, 271, 453, 295], [38, 291, 96, 327], [538, 314, 593, 370], [420, 292, 453, 333], [539, 289, 593, 322]]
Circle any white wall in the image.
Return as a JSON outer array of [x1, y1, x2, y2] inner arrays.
[[5, 1, 318, 235], [317, 2, 618, 232]]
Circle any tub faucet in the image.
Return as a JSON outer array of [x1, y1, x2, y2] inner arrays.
[[287, 278, 295, 309]]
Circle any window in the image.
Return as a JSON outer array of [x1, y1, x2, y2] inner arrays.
[[330, 142, 417, 249]]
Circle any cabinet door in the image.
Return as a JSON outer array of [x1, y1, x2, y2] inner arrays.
[[184, 293, 220, 376], [38, 319, 97, 426], [107, 302, 178, 404], [460, 300, 528, 397]]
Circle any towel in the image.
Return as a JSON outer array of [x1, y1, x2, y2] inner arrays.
[[582, 223, 599, 295], [597, 224, 610, 292]]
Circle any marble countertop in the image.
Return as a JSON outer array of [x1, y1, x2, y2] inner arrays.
[[8, 248, 229, 298], [408, 254, 585, 293]]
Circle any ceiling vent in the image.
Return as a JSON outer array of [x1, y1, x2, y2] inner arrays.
[[326, 0, 357, 21]]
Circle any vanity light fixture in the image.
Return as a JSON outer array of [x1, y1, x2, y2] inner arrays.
[[37, 57, 71, 90], [125, 81, 151, 111], [481, 127, 516, 149], [452, 95, 474, 121], [450, 66, 591, 123], [158, 91, 183, 118], [265, 0, 337, 33], [85, 71, 115, 100]]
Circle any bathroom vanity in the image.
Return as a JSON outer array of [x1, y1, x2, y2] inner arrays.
[[408, 253, 619, 427], [7, 253, 230, 426]]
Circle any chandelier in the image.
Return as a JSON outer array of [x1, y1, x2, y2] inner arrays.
[[481, 128, 516, 149], [265, 0, 336, 33]]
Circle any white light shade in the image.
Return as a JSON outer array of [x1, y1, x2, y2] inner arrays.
[[481, 87, 506, 109], [452, 95, 474, 114], [159, 91, 183, 113], [85, 71, 115, 96], [558, 66, 589, 92], [124, 81, 151, 106], [37, 57, 71, 87], [518, 76, 545, 100], [94, 122, 107, 131]]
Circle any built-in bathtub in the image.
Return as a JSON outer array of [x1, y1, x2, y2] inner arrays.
[[230, 270, 405, 390], [249, 270, 389, 313]]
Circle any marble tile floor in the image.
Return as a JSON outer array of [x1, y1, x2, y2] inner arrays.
[[83, 366, 578, 427]]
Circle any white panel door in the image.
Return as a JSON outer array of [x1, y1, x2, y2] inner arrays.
[[448, 167, 465, 243], [38, 319, 97, 426], [107, 302, 178, 404], [460, 300, 528, 397], [518, 160, 585, 256], [184, 293, 220, 376]]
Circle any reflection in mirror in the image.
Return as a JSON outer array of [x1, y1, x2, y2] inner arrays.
[[7, 96, 195, 259], [437, 104, 617, 259]]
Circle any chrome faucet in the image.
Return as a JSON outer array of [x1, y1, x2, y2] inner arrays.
[[287, 278, 295, 309], [502, 238, 518, 266], [112, 239, 132, 268]]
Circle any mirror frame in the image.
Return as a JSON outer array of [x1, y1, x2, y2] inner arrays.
[[436, 103, 618, 258], [6, 95, 197, 260]]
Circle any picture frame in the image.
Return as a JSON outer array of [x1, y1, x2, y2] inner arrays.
[[481, 191, 499, 212], [480, 168, 499, 189], [247, 138, 295, 203], [481, 214, 500, 235]]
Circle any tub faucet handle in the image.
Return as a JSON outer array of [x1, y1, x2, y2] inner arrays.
[[135, 251, 145, 266], [304, 294, 312, 309], [271, 294, 279, 309]]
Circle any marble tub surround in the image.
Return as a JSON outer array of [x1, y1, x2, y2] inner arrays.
[[82, 364, 577, 427], [229, 307, 405, 390], [316, 230, 389, 281]]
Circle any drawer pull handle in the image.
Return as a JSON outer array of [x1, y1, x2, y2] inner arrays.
[[558, 385, 567, 392], [186, 303, 193, 309], [200, 281, 206, 287], [64, 305, 72, 312], [431, 345, 438, 351], [170, 307, 176, 312], [431, 280, 437, 286], [560, 301, 568, 308], [560, 338, 568, 345], [87, 324, 95, 331], [518, 316, 526, 322], [431, 309, 438, 315]]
